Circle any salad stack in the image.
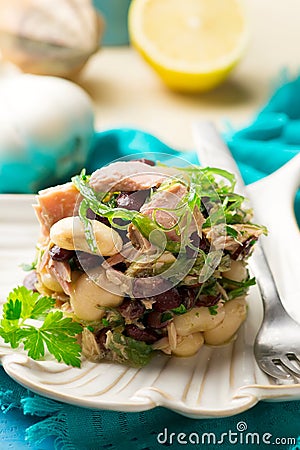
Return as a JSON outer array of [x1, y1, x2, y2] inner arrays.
[[5, 160, 265, 367]]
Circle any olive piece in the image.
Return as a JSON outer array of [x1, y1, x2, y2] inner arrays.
[[185, 231, 200, 259], [95, 327, 110, 350], [116, 189, 150, 211], [73, 251, 104, 271], [185, 232, 210, 258], [86, 208, 111, 227], [146, 311, 171, 329], [178, 286, 197, 310], [49, 245, 75, 261]]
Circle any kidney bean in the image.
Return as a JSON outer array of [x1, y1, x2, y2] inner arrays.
[[152, 287, 182, 312], [196, 293, 221, 307], [23, 271, 38, 292], [124, 324, 158, 344], [134, 280, 183, 313], [49, 245, 75, 261], [118, 298, 145, 320]]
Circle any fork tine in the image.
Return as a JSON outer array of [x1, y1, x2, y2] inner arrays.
[[259, 358, 293, 381], [279, 355, 300, 377], [288, 353, 300, 364]]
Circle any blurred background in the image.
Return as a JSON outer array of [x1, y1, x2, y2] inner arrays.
[[88, 0, 300, 148], [0, 0, 299, 193]]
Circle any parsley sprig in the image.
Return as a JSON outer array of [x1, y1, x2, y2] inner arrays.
[[0, 287, 83, 367]]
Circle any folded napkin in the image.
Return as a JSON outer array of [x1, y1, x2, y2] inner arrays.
[[225, 73, 300, 227], [1, 76, 300, 450], [0, 369, 299, 450]]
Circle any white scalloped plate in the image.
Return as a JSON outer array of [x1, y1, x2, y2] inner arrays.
[[1, 195, 300, 418]]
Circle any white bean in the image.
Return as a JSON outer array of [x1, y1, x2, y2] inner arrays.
[[173, 303, 225, 336], [40, 270, 64, 293], [172, 333, 204, 357], [70, 271, 123, 321], [223, 260, 247, 282], [50, 216, 122, 256], [203, 297, 247, 346]]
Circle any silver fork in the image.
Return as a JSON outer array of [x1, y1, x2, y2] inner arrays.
[[193, 121, 300, 383], [251, 244, 300, 381]]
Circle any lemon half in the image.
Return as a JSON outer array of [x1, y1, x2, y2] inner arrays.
[[128, 0, 248, 92]]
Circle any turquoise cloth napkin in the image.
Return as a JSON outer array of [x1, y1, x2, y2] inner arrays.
[[1, 76, 300, 449], [93, 0, 131, 46]]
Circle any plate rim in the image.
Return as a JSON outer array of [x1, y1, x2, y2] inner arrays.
[[1, 350, 300, 418]]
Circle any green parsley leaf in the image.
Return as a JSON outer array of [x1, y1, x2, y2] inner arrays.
[[4, 286, 54, 321], [106, 331, 153, 367], [102, 318, 110, 327], [22, 327, 45, 360], [78, 199, 98, 254], [226, 226, 239, 239], [0, 287, 83, 367], [0, 320, 23, 348], [161, 312, 173, 322], [38, 311, 82, 367], [221, 276, 256, 300], [208, 305, 218, 316], [172, 304, 187, 315], [3, 298, 22, 320], [30, 295, 56, 320], [20, 261, 37, 272]]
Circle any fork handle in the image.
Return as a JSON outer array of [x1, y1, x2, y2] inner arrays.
[[247, 153, 300, 322], [249, 243, 287, 318], [193, 121, 300, 322]]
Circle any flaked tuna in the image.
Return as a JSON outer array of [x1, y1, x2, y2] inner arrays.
[[89, 161, 166, 193], [129, 183, 205, 245], [140, 183, 188, 242], [48, 259, 73, 296], [34, 182, 81, 236]]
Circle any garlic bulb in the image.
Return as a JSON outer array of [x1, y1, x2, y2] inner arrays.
[[0, 74, 95, 193], [0, 0, 105, 78]]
